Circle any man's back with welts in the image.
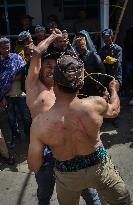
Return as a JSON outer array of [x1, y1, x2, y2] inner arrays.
[[28, 55, 120, 163], [27, 31, 104, 205], [31, 96, 108, 160], [28, 55, 133, 205]]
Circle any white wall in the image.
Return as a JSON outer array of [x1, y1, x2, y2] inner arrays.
[[28, 0, 42, 25]]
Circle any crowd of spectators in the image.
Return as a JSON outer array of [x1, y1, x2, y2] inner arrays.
[[0, 5, 133, 151], [0, 9, 133, 204]]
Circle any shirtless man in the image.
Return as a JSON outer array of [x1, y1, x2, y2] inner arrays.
[[25, 34, 59, 118], [26, 31, 102, 205], [28, 54, 133, 205], [26, 30, 61, 205]]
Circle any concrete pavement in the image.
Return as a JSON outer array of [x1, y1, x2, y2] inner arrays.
[[0, 102, 133, 205]]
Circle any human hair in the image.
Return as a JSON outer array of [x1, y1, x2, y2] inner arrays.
[[17, 37, 30, 45], [41, 53, 60, 63], [0, 37, 10, 47]]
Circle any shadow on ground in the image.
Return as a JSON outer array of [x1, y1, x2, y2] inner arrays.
[[0, 109, 29, 171], [101, 100, 133, 149]]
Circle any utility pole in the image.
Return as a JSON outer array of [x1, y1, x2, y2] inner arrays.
[[114, 0, 128, 42]]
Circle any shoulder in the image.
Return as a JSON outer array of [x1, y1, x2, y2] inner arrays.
[[80, 96, 104, 106], [10, 53, 19, 57], [32, 111, 50, 127], [88, 96, 107, 106], [113, 44, 122, 51], [92, 51, 101, 60], [31, 113, 44, 137], [81, 96, 108, 114], [32, 113, 43, 124], [11, 53, 24, 61]]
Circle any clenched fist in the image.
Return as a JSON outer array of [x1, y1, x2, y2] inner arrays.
[[109, 80, 120, 92]]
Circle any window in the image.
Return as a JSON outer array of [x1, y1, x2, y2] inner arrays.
[[0, 0, 27, 35], [0, 7, 7, 35], [63, 0, 99, 20], [7, 0, 25, 4]]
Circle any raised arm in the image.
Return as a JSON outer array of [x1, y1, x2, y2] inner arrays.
[[26, 29, 62, 88], [93, 52, 106, 73], [103, 80, 120, 118], [92, 80, 120, 119]]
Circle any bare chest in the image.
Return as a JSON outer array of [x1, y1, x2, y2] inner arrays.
[[35, 91, 55, 108], [27, 88, 55, 118]]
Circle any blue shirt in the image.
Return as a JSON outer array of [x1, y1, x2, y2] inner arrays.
[[44, 146, 52, 156], [99, 43, 122, 84], [43, 146, 53, 167], [0, 53, 25, 101]]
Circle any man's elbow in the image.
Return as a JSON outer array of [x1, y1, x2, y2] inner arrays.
[[28, 164, 40, 173], [27, 159, 41, 173], [111, 107, 120, 118]]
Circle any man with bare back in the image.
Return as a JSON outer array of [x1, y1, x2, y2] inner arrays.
[[26, 31, 102, 205], [28, 54, 133, 205]]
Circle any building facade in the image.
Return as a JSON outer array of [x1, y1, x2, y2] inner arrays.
[[0, 0, 132, 45], [0, 0, 109, 35]]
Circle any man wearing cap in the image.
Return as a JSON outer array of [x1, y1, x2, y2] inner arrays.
[[99, 28, 122, 86], [15, 31, 33, 64], [99, 29, 122, 127], [28, 54, 132, 205], [0, 37, 31, 147], [26, 29, 102, 205], [15, 31, 34, 92], [34, 25, 46, 45]]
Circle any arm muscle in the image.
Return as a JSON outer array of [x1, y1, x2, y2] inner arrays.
[[28, 121, 44, 172]]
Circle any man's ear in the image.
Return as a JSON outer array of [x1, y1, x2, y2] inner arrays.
[[53, 83, 57, 92]]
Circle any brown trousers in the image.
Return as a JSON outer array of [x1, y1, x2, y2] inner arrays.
[[55, 156, 133, 205]]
